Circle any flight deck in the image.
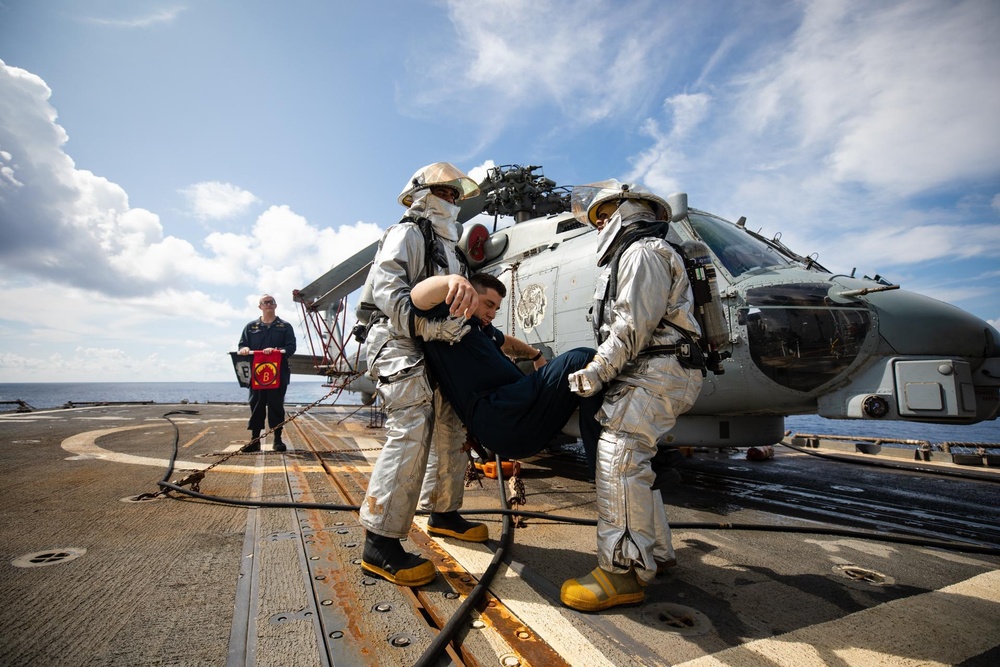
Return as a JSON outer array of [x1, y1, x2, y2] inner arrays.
[[1, 402, 998, 666]]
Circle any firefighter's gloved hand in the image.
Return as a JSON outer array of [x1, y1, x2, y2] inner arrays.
[[414, 315, 470, 344], [568, 366, 603, 397]]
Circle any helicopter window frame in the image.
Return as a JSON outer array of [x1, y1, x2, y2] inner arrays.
[[687, 211, 797, 279], [740, 283, 873, 392]]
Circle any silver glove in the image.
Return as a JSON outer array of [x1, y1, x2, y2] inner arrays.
[[414, 315, 471, 344], [568, 366, 603, 397]]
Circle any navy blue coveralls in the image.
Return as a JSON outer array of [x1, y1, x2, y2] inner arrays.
[[416, 302, 602, 470], [238, 316, 297, 433]]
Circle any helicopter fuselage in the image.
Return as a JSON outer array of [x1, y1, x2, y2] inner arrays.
[[293, 165, 999, 449], [457, 202, 999, 446]]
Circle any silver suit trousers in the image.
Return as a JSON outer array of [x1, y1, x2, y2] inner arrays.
[[359, 366, 467, 539], [595, 378, 695, 584]]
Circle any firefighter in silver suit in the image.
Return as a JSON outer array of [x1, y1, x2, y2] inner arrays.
[[561, 181, 704, 612], [359, 162, 489, 588]]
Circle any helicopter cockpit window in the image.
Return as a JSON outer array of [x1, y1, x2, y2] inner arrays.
[[741, 284, 872, 392], [688, 212, 795, 278]]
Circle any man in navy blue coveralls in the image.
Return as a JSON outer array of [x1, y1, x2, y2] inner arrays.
[[411, 273, 601, 473], [237, 294, 297, 452]]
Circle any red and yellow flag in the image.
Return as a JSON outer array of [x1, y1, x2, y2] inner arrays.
[[251, 350, 282, 390]]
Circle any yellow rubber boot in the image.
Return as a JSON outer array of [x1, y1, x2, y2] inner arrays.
[[361, 532, 436, 587], [560, 567, 644, 612]]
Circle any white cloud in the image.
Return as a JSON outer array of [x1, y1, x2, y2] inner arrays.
[[79, 7, 185, 29], [0, 59, 384, 381], [733, 0, 1000, 196], [411, 0, 674, 133], [665, 93, 711, 141], [0, 149, 23, 187], [245, 205, 383, 304], [0, 59, 168, 295], [0, 59, 382, 302], [1, 283, 240, 340], [0, 203, 383, 380], [627, 94, 712, 195], [820, 221, 1000, 273], [628, 119, 683, 196], [624, 0, 1000, 282], [992, 194, 1000, 214], [180, 181, 261, 221], [0, 279, 285, 382]]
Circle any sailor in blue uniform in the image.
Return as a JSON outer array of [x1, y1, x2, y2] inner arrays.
[[412, 273, 602, 467], [237, 294, 297, 452]]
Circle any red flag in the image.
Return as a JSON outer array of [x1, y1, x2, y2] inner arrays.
[[251, 350, 282, 390]]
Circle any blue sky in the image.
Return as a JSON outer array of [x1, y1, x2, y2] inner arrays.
[[1, 0, 998, 383]]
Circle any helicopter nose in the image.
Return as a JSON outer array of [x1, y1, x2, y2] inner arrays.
[[833, 285, 1000, 422], [741, 278, 1000, 423], [866, 287, 998, 359]]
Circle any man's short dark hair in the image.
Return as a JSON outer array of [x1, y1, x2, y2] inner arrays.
[[470, 273, 506, 298]]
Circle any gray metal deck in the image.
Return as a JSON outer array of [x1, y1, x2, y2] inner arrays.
[[1, 403, 998, 666]]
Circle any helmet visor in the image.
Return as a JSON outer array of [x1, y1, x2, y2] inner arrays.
[[571, 180, 670, 225], [571, 180, 623, 225]]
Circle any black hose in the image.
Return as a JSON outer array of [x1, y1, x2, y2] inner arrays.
[[154, 410, 517, 665], [158, 481, 358, 510], [156, 480, 1000, 558], [157, 410, 201, 484], [413, 455, 515, 667], [158, 457, 523, 667]]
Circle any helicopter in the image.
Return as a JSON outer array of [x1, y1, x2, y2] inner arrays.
[[285, 164, 1000, 448]]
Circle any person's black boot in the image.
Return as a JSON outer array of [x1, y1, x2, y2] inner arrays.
[[245, 430, 261, 453], [361, 531, 436, 586], [427, 511, 489, 542], [651, 446, 685, 490], [273, 428, 286, 452]]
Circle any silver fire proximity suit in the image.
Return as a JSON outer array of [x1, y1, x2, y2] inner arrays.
[[578, 198, 704, 585], [359, 189, 472, 540]]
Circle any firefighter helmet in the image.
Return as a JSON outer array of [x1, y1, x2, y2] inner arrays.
[[397, 162, 481, 207]]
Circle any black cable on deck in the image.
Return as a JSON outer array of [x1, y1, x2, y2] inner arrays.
[[413, 455, 516, 667]]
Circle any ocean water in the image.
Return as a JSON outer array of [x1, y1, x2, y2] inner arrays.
[[0, 381, 346, 411], [784, 413, 997, 446], [0, 382, 995, 445]]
